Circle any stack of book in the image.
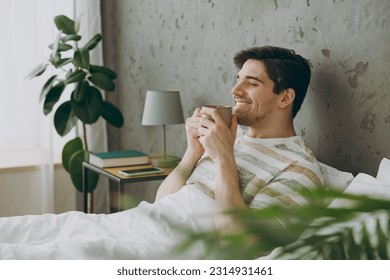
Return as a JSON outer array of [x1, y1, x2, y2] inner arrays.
[[89, 149, 149, 168]]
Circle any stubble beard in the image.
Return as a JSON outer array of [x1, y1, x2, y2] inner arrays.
[[235, 109, 265, 126], [235, 105, 272, 127]]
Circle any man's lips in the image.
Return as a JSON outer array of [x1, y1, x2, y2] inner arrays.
[[234, 100, 251, 106]]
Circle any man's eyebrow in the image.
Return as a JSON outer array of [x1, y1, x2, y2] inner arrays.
[[237, 74, 264, 83]]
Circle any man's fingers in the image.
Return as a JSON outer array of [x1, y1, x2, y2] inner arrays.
[[200, 107, 228, 127], [230, 114, 238, 138], [193, 107, 202, 117], [197, 126, 207, 137]]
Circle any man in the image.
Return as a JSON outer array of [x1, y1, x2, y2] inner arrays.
[[0, 46, 323, 260], [156, 46, 323, 237]]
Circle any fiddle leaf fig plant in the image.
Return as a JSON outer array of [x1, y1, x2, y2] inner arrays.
[[27, 15, 124, 194]]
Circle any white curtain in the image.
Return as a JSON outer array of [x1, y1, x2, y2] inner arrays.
[[0, 0, 108, 216], [75, 0, 109, 213]]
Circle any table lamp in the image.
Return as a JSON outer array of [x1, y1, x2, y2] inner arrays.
[[141, 90, 184, 167]]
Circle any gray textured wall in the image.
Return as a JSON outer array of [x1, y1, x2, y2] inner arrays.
[[101, 0, 389, 183]]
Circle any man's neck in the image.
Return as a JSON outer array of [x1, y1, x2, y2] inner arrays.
[[247, 123, 296, 139]]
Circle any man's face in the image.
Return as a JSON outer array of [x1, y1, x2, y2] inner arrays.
[[231, 59, 279, 127]]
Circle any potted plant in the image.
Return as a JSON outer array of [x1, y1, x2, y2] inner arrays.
[[27, 15, 123, 202]]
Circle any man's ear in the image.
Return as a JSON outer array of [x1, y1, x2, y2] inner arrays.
[[279, 88, 295, 109]]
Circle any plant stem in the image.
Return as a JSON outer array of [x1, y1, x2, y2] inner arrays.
[[82, 123, 88, 151], [83, 122, 94, 212]]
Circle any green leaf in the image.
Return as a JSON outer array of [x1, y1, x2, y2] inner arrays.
[[88, 72, 115, 91], [54, 57, 73, 68], [54, 15, 76, 35], [375, 219, 388, 259], [43, 82, 65, 115], [73, 48, 90, 69], [344, 229, 361, 259], [49, 43, 72, 52], [89, 64, 117, 79], [69, 150, 99, 192], [65, 69, 86, 84], [50, 52, 61, 65], [100, 101, 124, 127], [72, 81, 88, 103], [65, 69, 73, 79], [54, 101, 78, 136], [39, 75, 57, 102], [84, 34, 102, 51], [61, 34, 81, 42], [62, 137, 83, 172], [50, 31, 62, 61], [26, 63, 48, 79], [74, 15, 82, 34], [71, 85, 103, 124]]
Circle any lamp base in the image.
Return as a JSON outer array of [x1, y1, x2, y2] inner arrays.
[[150, 155, 180, 168]]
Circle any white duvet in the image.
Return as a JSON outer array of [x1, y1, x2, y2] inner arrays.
[[0, 185, 215, 260]]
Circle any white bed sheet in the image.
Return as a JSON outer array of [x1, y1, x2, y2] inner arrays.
[[0, 185, 215, 260]]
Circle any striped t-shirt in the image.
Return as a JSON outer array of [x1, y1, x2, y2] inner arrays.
[[186, 133, 324, 227]]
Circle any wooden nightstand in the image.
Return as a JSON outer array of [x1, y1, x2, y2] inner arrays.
[[82, 162, 173, 213]]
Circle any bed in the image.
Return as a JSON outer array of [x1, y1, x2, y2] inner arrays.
[[1, 158, 388, 260], [262, 157, 390, 259], [0, 185, 215, 259]]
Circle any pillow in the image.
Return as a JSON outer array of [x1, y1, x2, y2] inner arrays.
[[376, 157, 390, 185], [328, 172, 390, 208], [319, 162, 354, 192]]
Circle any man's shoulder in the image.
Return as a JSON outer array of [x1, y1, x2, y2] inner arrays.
[[284, 146, 324, 187], [272, 136, 324, 185]]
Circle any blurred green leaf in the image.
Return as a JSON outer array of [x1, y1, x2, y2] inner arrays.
[[88, 72, 115, 91], [39, 75, 57, 102], [71, 85, 103, 124], [178, 187, 390, 260], [74, 15, 82, 34], [89, 64, 117, 79], [54, 101, 78, 136], [50, 31, 62, 61], [73, 48, 90, 69], [26, 63, 48, 79], [50, 52, 61, 65], [65, 69, 86, 84], [84, 34, 102, 51], [72, 81, 88, 103], [54, 57, 73, 68], [43, 82, 65, 115], [49, 43, 72, 52], [54, 15, 76, 35], [61, 34, 81, 42], [62, 137, 83, 172], [69, 150, 99, 192], [100, 101, 124, 127]]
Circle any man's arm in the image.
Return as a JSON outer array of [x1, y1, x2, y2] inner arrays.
[[155, 108, 205, 202], [213, 152, 247, 233], [198, 107, 247, 234], [155, 150, 200, 201]]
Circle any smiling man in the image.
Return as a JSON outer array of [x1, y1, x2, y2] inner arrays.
[[0, 46, 324, 260], [156, 46, 323, 241]]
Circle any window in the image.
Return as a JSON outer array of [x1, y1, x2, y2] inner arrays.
[[0, 0, 75, 168]]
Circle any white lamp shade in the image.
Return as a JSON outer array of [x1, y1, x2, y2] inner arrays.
[[142, 90, 184, 125]]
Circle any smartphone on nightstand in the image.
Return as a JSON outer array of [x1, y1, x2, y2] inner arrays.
[[119, 167, 164, 177]]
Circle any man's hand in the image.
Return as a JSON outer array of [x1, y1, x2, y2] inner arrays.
[[198, 106, 238, 163], [185, 108, 205, 160], [155, 108, 206, 202]]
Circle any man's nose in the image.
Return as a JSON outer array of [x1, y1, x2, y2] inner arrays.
[[231, 82, 244, 96]]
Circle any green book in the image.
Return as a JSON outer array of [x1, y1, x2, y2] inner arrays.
[[89, 149, 149, 168]]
